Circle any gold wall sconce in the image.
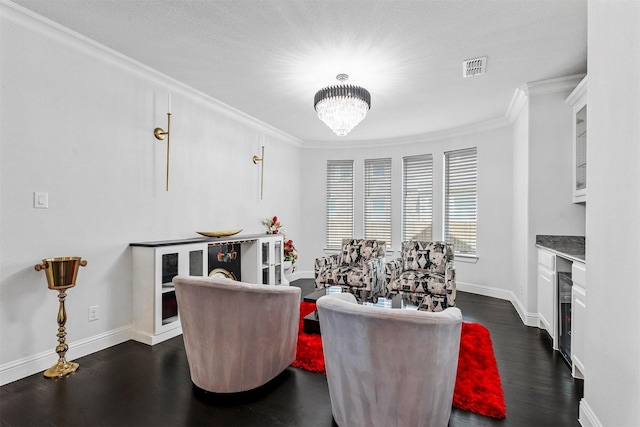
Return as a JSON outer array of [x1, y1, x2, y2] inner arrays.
[[154, 94, 172, 191], [34, 256, 88, 378], [252, 145, 265, 199]]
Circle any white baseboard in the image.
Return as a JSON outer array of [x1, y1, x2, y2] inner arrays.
[[457, 281, 539, 327], [457, 281, 513, 301], [509, 294, 539, 327], [0, 326, 131, 386], [131, 326, 182, 346], [579, 399, 603, 427]]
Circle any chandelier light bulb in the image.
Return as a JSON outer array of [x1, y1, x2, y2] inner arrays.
[[314, 74, 371, 136]]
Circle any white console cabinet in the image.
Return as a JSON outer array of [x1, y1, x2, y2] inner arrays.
[[130, 234, 285, 345], [131, 241, 208, 345]]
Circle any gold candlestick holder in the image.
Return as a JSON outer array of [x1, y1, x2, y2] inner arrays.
[[35, 256, 87, 378]]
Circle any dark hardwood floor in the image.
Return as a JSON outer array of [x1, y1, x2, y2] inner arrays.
[[1, 279, 582, 427]]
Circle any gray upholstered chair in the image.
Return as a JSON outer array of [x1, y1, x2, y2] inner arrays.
[[316, 292, 462, 427], [314, 238, 386, 295], [385, 240, 456, 311], [173, 275, 300, 393]]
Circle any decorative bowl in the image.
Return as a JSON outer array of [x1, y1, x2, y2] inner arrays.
[[196, 229, 242, 238]]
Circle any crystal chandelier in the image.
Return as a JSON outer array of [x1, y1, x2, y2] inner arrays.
[[314, 74, 371, 136]]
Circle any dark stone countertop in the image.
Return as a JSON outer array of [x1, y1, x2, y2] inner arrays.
[[535, 235, 585, 263]]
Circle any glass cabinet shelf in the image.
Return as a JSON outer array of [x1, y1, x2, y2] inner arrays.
[[567, 75, 588, 203]]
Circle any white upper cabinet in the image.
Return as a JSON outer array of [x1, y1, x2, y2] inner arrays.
[[566, 75, 588, 203]]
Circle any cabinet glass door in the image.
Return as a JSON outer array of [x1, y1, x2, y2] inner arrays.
[[558, 272, 573, 365], [275, 240, 282, 264], [161, 253, 179, 285], [275, 264, 282, 285], [575, 105, 587, 192], [274, 239, 282, 285], [189, 250, 204, 276], [262, 242, 269, 284], [161, 253, 179, 324]]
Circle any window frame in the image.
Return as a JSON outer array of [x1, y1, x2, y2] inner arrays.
[[402, 154, 434, 242], [325, 159, 354, 250], [444, 147, 478, 256], [363, 157, 392, 247]]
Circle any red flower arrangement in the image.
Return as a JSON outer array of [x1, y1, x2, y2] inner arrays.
[[284, 238, 298, 264], [262, 216, 298, 265], [262, 215, 282, 234]]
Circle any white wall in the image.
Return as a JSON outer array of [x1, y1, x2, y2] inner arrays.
[[581, 1, 640, 425], [528, 88, 586, 239], [299, 125, 516, 298], [0, 6, 302, 383]]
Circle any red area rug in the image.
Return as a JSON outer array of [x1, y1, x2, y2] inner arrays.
[[292, 302, 506, 419]]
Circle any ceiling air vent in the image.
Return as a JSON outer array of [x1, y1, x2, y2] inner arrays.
[[463, 57, 487, 78]]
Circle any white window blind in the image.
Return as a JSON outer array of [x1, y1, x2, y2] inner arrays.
[[364, 158, 392, 246], [444, 147, 477, 254], [403, 154, 433, 241], [326, 160, 354, 249]]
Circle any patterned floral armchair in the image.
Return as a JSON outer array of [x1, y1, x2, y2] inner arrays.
[[385, 241, 456, 312], [315, 239, 386, 295]]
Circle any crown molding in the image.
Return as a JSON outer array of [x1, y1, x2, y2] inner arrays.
[[303, 116, 512, 150], [505, 86, 529, 124], [504, 73, 587, 124], [565, 75, 588, 105], [0, 0, 303, 147], [526, 73, 587, 96]]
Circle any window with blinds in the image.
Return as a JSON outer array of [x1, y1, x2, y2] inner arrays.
[[402, 154, 433, 241], [364, 158, 392, 246], [326, 160, 354, 249], [444, 147, 477, 255]]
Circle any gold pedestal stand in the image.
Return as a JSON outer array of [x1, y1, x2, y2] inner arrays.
[[35, 257, 87, 378]]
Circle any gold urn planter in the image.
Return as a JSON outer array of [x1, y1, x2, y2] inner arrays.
[[34, 256, 87, 378]]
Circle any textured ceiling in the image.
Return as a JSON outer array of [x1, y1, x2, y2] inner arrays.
[[11, 0, 587, 143]]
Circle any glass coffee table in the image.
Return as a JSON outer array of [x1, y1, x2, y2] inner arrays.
[[302, 287, 335, 334], [302, 287, 419, 334]]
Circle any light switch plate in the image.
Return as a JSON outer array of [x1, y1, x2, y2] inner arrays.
[[34, 192, 48, 209]]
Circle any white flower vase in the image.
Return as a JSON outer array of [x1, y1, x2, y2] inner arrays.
[[282, 260, 294, 286]]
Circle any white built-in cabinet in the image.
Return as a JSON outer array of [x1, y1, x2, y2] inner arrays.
[[537, 247, 586, 378], [571, 261, 586, 379], [261, 237, 284, 285], [131, 234, 285, 345], [567, 75, 588, 203], [537, 249, 557, 343], [222, 234, 284, 285]]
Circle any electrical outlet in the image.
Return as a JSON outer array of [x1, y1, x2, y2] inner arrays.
[[88, 305, 99, 322]]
